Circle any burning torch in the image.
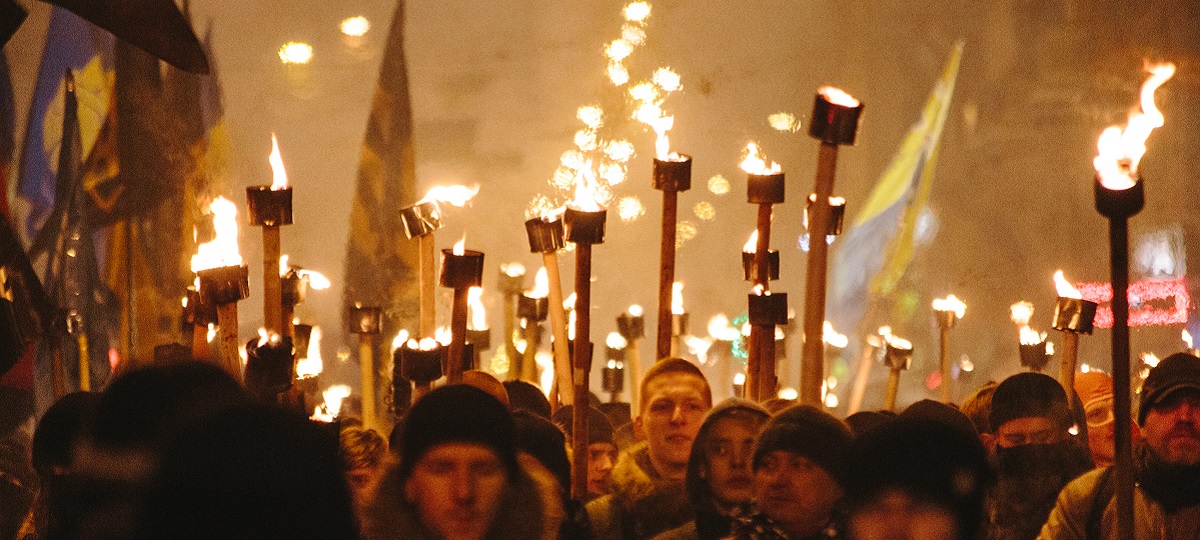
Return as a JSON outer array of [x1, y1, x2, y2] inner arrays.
[[524, 215, 574, 406], [1092, 62, 1174, 539], [191, 197, 249, 381], [617, 305, 646, 409], [1051, 270, 1096, 400], [400, 185, 480, 339], [932, 295, 965, 404], [466, 287, 491, 370], [800, 87, 863, 408], [651, 131, 692, 361], [245, 134, 292, 335], [847, 327, 887, 415], [741, 143, 784, 401], [498, 264, 525, 373], [882, 332, 912, 412], [279, 255, 330, 339], [440, 237, 484, 385], [563, 164, 607, 501], [1012, 301, 1052, 372], [349, 304, 383, 430], [515, 268, 550, 384], [603, 332, 627, 403]]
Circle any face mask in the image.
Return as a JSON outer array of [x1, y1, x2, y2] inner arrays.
[[994, 439, 1089, 477]]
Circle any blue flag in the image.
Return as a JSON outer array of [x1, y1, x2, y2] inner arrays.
[[17, 7, 112, 242]]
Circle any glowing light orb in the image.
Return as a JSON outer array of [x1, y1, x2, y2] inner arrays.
[[340, 17, 370, 37], [693, 201, 716, 220], [707, 175, 730, 195], [279, 42, 313, 64]]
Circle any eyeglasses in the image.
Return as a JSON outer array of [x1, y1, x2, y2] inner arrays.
[[1085, 397, 1115, 427]]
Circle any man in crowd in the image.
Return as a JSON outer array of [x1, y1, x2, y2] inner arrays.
[[587, 358, 713, 539], [364, 384, 561, 540], [339, 425, 388, 514], [730, 404, 853, 540], [655, 398, 770, 540], [1039, 352, 1200, 538], [985, 372, 1092, 540], [1073, 370, 1140, 468], [553, 404, 618, 501]]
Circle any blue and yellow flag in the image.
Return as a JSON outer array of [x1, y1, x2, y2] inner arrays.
[[17, 7, 113, 242], [829, 42, 964, 335]]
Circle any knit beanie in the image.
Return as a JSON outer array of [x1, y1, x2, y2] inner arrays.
[[989, 372, 1072, 432], [844, 417, 990, 540], [753, 404, 853, 484], [552, 405, 614, 446], [400, 385, 518, 481], [1139, 352, 1200, 425], [1073, 371, 1113, 409], [901, 399, 978, 436], [513, 410, 571, 492]]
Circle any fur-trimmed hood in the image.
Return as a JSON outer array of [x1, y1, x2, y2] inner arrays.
[[361, 453, 563, 540], [587, 442, 694, 539]]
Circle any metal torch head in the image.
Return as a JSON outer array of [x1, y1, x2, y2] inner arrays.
[[747, 172, 785, 205], [564, 208, 607, 245], [809, 90, 864, 145], [1052, 297, 1098, 334], [400, 200, 444, 239], [884, 343, 913, 371], [652, 156, 693, 192], [439, 248, 485, 289], [245, 186, 294, 227], [1094, 177, 1144, 220], [524, 217, 565, 253]]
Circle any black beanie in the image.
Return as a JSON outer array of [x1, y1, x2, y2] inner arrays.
[[513, 410, 572, 493], [989, 372, 1072, 432], [1139, 352, 1200, 425], [552, 405, 615, 446], [753, 404, 853, 484], [845, 418, 990, 540], [400, 385, 518, 481]]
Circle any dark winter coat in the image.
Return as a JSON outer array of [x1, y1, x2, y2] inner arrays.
[[585, 442, 693, 540], [986, 439, 1093, 540]]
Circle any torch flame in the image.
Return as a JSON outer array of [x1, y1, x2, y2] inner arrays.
[[685, 335, 713, 365], [299, 269, 330, 290], [391, 329, 411, 351], [502, 262, 526, 278], [468, 286, 488, 330], [606, 331, 628, 349], [1143, 352, 1161, 368], [707, 314, 741, 341], [268, 133, 288, 190], [818, 86, 861, 108], [823, 321, 849, 348], [279, 254, 290, 277], [191, 197, 242, 272], [296, 326, 323, 378], [733, 372, 746, 385], [1010, 301, 1034, 326], [1053, 270, 1083, 299], [653, 68, 681, 92], [1185, 329, 1194, 350], [671, 282, 684, 315], [624, 2, 650, 22], [453, 235, 466, 255], [628, 304, 644, 317], [743, 230, 759, 253], [1020, 326, 1047, 346], [568, 161, 604, 212], [885, 333, 913, 350], [313, 384, 352, 421], [1094, 62, 1176, 190], [206, 323, 217, 343], [528, 267, 550, 298], [405, 337, 439, 351], [932, 294, 966, 319], [421, 185, 480, 207], [740, 142, 782, 175]]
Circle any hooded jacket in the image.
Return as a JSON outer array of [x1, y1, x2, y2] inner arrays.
[[586, 441, 694, 540], [361, 453, 563, 540], [654, 398, 770, 540]]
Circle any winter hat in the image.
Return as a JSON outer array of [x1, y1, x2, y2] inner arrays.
[[400, 385, 518, 481], [552, 405, 614, 446], [844, 417, 991, 540], [845, 410, 897, 437], [1074, 371, 1114, 409], [1139, 352, 1200, 425], [686, 398, 770, 507], [902, 399, 977, 436], [513, 410, 571, 493], [753, 404, 853, 484], [462, 370, 510, 409], [504, 380, 552, 420], [989, 372, 1072, 432]]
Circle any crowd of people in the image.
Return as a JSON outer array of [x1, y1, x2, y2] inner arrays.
[[2, 352, 1200, 539]]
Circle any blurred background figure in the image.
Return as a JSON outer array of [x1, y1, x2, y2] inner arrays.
[[339, 425, 388, 516], [1073, 371, 1139, 468]]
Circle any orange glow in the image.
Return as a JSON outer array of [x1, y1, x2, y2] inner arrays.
[[421, 185, 480, 207], [1010, 301, 1034, 326], [740, 142, 781, 175], [671, 282, 684, 315], [1094, 62, 1175, 189], [1053, 270, 1083, 299], [568, 161, 604, 212], [453, 234, 466, 255], [818, 86, 860, 107], [528, 267, 550, 298], [468, 286, 487, 330], [296, 326, 323, 378], [191, 197, 242, 272], [932, 295, 966, 318], [269, 133, 288, 190], [743, 230, 759, 253]]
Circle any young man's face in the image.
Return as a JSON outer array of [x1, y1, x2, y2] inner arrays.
[[587, 442, 617, 498], [634, 372, 710, 477], [345, 465, 381, 510], [703, 415, 761, 511], [994, 416, 1064, 449], [1142, 388, 1200, 465], [405, 443, 507, 540], [753, 450, 842, 539]]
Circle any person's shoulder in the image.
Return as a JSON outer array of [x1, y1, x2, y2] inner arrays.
[[651, 520, 697, 540]]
